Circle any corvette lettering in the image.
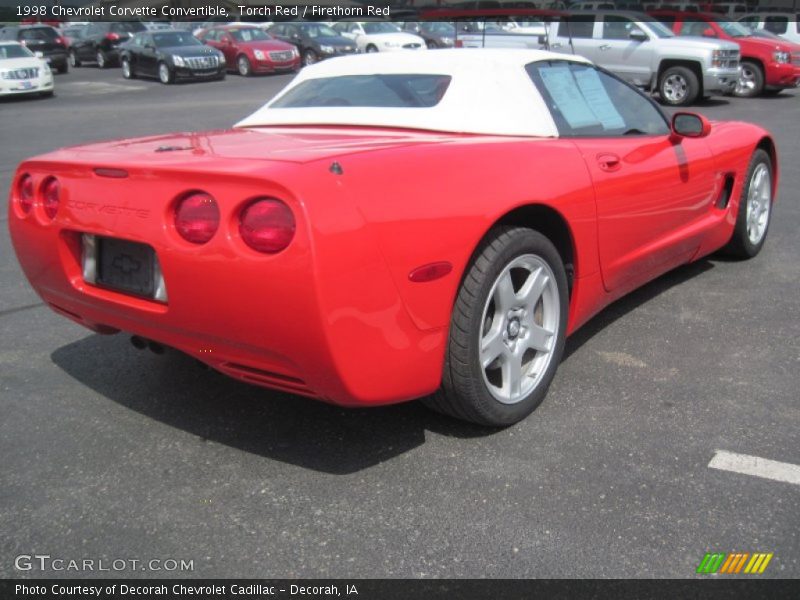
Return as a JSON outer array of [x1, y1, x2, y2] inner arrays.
[[67, 201, 149, 219]]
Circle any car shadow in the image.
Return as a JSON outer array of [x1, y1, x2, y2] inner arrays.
[[50, 335, 493, 475], [564, 258, 715, 360], [51, 257, 718, 475]]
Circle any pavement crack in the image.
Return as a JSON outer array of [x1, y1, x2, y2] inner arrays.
[[0, 302, 45, 318]]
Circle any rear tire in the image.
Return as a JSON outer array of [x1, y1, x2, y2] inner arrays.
[[57, 62, 68, 74], [723, 149, 773, 259], [366, 44, 378, 53], [734, 60, 765, 98], [302, 49, 319, 66], [158, 62, 173, 84], [425, 227, 568, 427], [658, 65, 699, 106]]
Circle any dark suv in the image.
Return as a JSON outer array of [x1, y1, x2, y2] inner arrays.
[[267, 22, 357, 66], [68, 21, 147, 68], [0, 25, 68, 73]]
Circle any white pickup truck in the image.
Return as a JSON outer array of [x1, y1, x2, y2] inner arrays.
[[455, 12, 741, 106]]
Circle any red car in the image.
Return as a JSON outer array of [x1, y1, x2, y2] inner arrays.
[[8, 50, 777, 427], [650, 11, 800, 97], [197, 25, 300, 76]]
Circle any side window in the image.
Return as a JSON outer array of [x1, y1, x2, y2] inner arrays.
[[526, 61, 670, 137], [271, 25, 284, 36], [557, 16, 595, 39], [602, 16, 644, 40], [739, 16, 757, 25], [764, 16, 788, 34], [680, 18, 712, 37]]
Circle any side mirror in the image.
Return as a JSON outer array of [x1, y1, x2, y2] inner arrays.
[[629, 29, 648, 42], [671, 112, 711, 139]]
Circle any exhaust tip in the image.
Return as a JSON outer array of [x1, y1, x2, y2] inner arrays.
[[148, 341, 165, 355], [130, 335, 147, 350]]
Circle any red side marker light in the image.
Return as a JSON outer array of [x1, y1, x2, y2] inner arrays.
[[409, 262, 453, 283]]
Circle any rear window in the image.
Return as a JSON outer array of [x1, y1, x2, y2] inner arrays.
[[111, 22, 147, 34], [764, 16, 788, 34], [271, 74, 452, 108], [20, 27, 59, 41], [557, 16, 594, 39]]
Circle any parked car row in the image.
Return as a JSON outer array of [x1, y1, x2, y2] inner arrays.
[[3, 15, 799, 102]]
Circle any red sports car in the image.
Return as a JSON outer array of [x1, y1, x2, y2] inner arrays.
[[197, 25, 300, 76], [8, 50, 777, 426]]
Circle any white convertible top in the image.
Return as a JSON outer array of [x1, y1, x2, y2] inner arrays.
[[235, 49, 592, 137]]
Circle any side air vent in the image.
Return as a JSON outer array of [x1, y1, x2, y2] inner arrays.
[[716, 174, 735, 209]]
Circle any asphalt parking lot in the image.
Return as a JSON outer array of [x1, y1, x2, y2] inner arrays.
[[1, 65, 799, 579]]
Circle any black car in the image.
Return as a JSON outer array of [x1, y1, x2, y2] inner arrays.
[[402, 22, 457, 48], [0, 25, 68, 73], [68, 21, 147, 68], [119, 30, 226, 84], [267, 22, 357, 66]]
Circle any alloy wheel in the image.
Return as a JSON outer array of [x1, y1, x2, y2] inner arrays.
[[479, 254, 559, 404]]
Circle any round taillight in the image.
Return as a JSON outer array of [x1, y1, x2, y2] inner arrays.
[[174, 192, 220, 244], [42, 177, 60, 219], [18, 174, 34, 214], [239, 198, 295, 254]]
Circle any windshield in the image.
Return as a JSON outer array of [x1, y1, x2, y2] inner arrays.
[[639, 17, 675, 38], [271, 74, 451, 108], [716, 20, 754, 37], [230, 28, 271, 42], [363, 22, 401, 34], [0, 44, 34, 59], [298, 24, 338, 37], [425, 22, 455, 34], [153, 32, 202, 48]]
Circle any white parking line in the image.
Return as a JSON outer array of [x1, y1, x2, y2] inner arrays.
[[709, 450, 800, 486]]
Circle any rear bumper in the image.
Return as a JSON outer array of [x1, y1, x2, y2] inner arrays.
[[8, 158, 445, 407], [703, 66, 740, 95]]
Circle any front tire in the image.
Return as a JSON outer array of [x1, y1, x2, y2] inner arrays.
[[724, 149, 773, 259], [365, 44, 378, 53], [734, 60, 765, 98], [96, 49, 108, 69], [69, 50, 81, 68], [237, 54, 251, 76], [121, 57, 134, 79], [302, 49, 319, 66], [158, 62, 174, 84], [426, 227, 568, 426], [658, 66, 699, 106]]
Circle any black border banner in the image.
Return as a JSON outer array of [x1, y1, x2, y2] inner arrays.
[[2, 579, 799, 600]]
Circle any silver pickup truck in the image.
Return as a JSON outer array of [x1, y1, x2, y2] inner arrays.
[[545, 12, 740, 106]]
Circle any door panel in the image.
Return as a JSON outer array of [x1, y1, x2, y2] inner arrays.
[[574, 136, 717, 291]]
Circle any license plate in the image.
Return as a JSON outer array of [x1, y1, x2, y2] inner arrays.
[[15, 82, 34, 90], [96, 237, 155, 298]]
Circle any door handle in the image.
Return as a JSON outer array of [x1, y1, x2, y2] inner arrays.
[[599, 44, 611, 51], [597, 153, 621, 172]]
